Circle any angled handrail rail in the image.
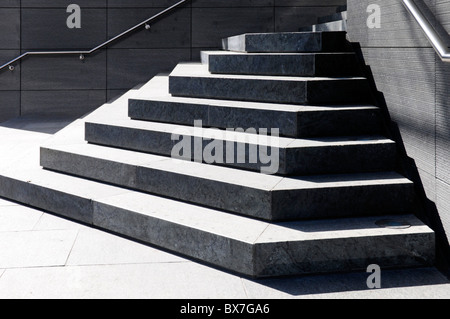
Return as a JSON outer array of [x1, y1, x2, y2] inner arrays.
[[403, 0, 450, 62], [0, 0, 189, 71]]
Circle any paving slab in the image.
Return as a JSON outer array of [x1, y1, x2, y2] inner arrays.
[[0, 229, 78, 269], [0, 205, 43, 232], [65, 227, 187, 266]]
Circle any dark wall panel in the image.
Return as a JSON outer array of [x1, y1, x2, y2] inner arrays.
[[107, 48, 191, 89], [192, 8, 275, 48], [21, 8, 107, 50], [0, 0, 346, 120], [0, 91, 20, 122], [21, 52, 107, 91], [0, 8, 20, 49], [21, 90, 106, 117], [0, 50, 20, 90], [108, 8, 191, 49]]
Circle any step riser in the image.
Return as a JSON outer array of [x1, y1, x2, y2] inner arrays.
[[272, 183, 414, 220], [222, 32, 350, 53], [85, 122, 396, 175], [202, 52, 360, 77], [169, 76, 372, 105], [253, 234, 434, 277], [95, 202, 435, 278], [40, 147, 415, 221], [0, 174, 94, 224], [128, 99, 383, 138], [313, 20, 347, 32]]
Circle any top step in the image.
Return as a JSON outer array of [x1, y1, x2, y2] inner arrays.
[[222, 32, 351, 53], [317, 11, 348, 24]]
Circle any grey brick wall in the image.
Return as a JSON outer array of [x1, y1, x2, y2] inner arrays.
[[0, 0, 345, 121], [347, 0, 450, 273]]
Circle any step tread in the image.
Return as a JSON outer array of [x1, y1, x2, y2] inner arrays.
[[84, 92, 390, 149], [0, 149, 433, 277], [131, 75, 377, 113], [86, 116, 394, 149], [202, 51, 355, 57], [2, 149, 429, 245], [0, 157, 434, 267], [222, 31, 349, 53], [0, 131, 428, 245], [42, 142, 411, 192], [169, 62, 366, 81], [101, 190, 432, 244]]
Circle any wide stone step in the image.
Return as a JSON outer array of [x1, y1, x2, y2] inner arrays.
[[168, 63, 372, 105], [40, 142, 414, 221], [201, 51, 361, 77], [222, 31, 351, 53], [0, 164, 434, 278], [129, 76, 383, 138], [84, 119, 397, 176]]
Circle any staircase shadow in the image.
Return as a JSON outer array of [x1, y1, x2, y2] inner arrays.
[[0, 114, 76, 135], [246, 267, 449, 297], [351, 41, 450, 280]]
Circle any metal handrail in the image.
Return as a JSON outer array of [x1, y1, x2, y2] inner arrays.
[[403, 0, 450, 62], [0, 0, 189, 71]]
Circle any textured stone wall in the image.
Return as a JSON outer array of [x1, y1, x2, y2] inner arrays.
[[0, 0, 345, 121], [347, 0, 450, 272]]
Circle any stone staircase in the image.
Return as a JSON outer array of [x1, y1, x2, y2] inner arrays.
[[300, 6, 348, 32], [0, 31, 435, 278]]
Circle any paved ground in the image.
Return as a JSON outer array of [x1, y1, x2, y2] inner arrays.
[[0, 115, 448, 299]]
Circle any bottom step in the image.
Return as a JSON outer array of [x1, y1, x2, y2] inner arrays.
[[0, 166, 435, 278]]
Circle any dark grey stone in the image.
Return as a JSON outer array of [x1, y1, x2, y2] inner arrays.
[[254, 231, 435, 277], [128, 76, 382, 138], [296, 107, 383, 137], [169, 70, 371, 105], [271, 175, 416, 220], [84, 120, 396, 175], [203, 51, 362, 77], [0, 174, 94, 224], [40, 144, 415, 221], [222, 31, 350, 53], [93, 200, 256, 277]]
